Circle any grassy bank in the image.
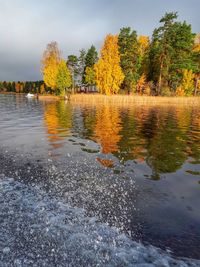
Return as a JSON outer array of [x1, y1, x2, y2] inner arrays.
[[1, 92, 200, 105], [70, 94, 200, 106]]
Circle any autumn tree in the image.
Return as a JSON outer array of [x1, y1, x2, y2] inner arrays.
[[85, 66, 96, 85], [118, 27, 138, 92], [136, 74, 146, 95], [192, 34, 200, 94], [41, 41, 61, 91], [179, 69, 195, 96], [138, 35, 150, 76], [94, 34, 124, 95], [193, 34, 200, 52], [15, 82, 20, 93], [40, 83, 45, 94], [56, 60, 72, 96]]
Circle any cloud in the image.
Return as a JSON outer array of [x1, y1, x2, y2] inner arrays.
[[0, 0, 199, 81]]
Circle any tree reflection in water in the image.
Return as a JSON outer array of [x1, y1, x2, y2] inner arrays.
[[43, 101, 200, 178]]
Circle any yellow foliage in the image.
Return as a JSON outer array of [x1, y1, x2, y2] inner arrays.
[[56, 60, 72, 95], [41, 42, 61, 90], [40, 84, 45, 94], [193, 34, 200, 52], [15, 82, 20, 93], [44, 102, 72, 149], [94, 34, 124, 95], [20, 83, 24, 93], [143, 83, 151, 95], [198, 79, 200, 90], [176, 86, 185, 96], [138, 35, 149, 56], [181, 69, 195, 96], [137, 74, 146, 95], [85, 66, 95, 85]]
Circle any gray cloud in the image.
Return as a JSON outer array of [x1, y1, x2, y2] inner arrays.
[[0, 0, 199, 81]]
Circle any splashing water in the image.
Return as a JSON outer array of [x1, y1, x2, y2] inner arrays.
[[0, 176, 199, 267]]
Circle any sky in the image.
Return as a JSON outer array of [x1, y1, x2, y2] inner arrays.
[[0, 0, 199, 81]]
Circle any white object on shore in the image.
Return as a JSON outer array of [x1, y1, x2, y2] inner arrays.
[[26, 93, 34, 98]]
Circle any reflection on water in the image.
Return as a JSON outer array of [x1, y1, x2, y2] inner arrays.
[[44, 101, 72, 150], [43, 101, 200, 179], [0, 95, 200, 260]]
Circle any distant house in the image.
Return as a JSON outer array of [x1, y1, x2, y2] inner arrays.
[[78, 84, 98, 93]]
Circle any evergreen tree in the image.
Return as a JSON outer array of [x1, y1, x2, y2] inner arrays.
[[85, 45, 98, 68], [67, 55, 78, 90], [83, 45, 98, 83], [149, 12, 196, 93], [78, 49, 86, 84], [118, 27, 139, 93]]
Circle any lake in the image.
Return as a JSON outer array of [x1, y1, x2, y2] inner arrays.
[[0, 94, 200, 266]]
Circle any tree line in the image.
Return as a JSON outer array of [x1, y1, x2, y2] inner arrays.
[[1, 12, 200, 96], [0, 80, 46, 94]]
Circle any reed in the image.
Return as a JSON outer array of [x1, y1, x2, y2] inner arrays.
[[70, 94, 200, 106]]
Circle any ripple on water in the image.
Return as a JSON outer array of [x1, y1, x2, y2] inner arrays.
[[0, 176, 199, 267]]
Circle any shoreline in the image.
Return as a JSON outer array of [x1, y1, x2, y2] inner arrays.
[[70, 94, 200, 106], [1, 92, 200, 105]]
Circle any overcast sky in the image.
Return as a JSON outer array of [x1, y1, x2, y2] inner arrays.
[[0, 0, 199, 81]]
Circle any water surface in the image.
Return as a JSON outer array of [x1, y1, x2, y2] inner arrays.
[[0, 94, 200, 265]]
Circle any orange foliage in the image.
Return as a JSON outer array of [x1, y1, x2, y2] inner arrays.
[[44, 104, 61, 142], [96, 158, 114, 168], [94, 105, 122, 154], [15, 82, 20, 93], [176, 86, 185, 96], [137, 74, 146, 95], [138, 35, 149, 56]]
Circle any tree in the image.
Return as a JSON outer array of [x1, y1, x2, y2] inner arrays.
[[41, 41, 61, 91], [193, 34, 200, 52], [138, 35, 150, 76], [85, 45, 98, 68], [192, 34, 200, 94], [83, 45, 98, 83], [40, 83, 45, 94], [136, 73, 146, 95], [149, 12, 196, 94], [77, 49, 86, 84], [56, 60, 72, 96], [85, 66, 95, 85], [15, 82, 20, 93], [149, 12, 178, 93], [94, 34, 124, 95], [118, 27, 138, 92], [67, 55, 78, 93], [180, 69, 195, 96]]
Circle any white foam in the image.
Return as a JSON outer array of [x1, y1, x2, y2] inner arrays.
[[0, 177, 199, 267]]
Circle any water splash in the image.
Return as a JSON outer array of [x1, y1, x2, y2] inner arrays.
[[0, 176, 199, 267]]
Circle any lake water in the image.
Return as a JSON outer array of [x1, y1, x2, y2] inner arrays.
[[0, 94, 200, 266]]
